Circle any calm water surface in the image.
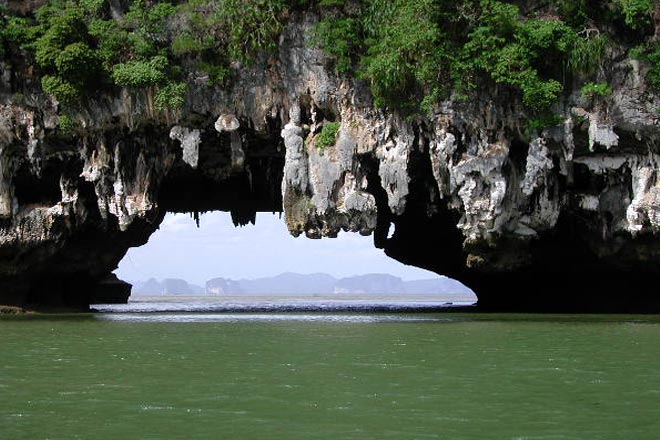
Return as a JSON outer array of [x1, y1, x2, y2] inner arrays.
[[1, 310, 659, 439]]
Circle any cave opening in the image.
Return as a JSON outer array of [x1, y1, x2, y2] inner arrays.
[[113, 210, 475, 304]]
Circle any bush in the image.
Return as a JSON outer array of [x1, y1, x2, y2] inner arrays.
[[2, 16, 36, 51], [454, 1, 575, 110], [155, 81, 187, 111], [359, 0, 448, 110], [172, 32, 211, 56], [88, 19, 128, 69], [581, 82, 613, 100], [646, 47, 660, 92], [569, 33, 609, 77], [112, 56, 168, 87], [613, 0, 655, 30], [41, 75, 80, 104], [57, 113, 76, 133], [311, 17, 360, 74], [55, 42, 99, 83], [198, 61, 231, 86], [316, 122, 341, 150], [221, 0, 288, 64], [527, 113, 564, 134]]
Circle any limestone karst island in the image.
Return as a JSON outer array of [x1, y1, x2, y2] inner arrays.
[[0, 0, 659, 312], [2, 2, 660, 440]]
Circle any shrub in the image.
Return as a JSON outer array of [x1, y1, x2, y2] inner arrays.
[[172, 32, 211, 56], [569, 33, 609, 77], [520, 76, 563, 110], [88, 19, 128, 69], [155, 82, 187, 111], [79, 0, 106, 15], [310, 17, 359, 74], [581, 82, 613, 100], [41, 75, 80, 104], [359, 0, 448, 109], [646, 47, 660, 92], [124, 0, 176, 35], [220, 0, 289, 64], [57, 113, 76, 133], [527, 113, 564, 134], [2, 16, 36, 49], [316, 122, 341, 149], [454, 1, 575, 110], [613, 0, 655, 30], [112, 56, 168, 87], [198, 61, 231, 86], [55, 42, 99, 83], [631, 43, 660, 93], [553, 0, 588, 27]]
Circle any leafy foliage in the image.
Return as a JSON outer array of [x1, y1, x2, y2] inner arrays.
[[155, 82, 187, 111], [7, 0, 305, 109], [311, 16, 360, 74], [360, 0, 449, 110], [2, 0, 658, 117], [112, 56, 168, 87], [454, 2, 577, 110], [613, 0, 655, 30], [568, 33, 609, 77], [57, 113, 76, 133], [173, 0, 294, 64], [527, 113, 564, 135], [315, 122, 341, 150], [581, 82, 613, 100], [41, 75, 80, 104], [632, 43, 660, 93]]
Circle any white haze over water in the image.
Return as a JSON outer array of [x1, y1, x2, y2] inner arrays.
[[115, 212, 445, 286]]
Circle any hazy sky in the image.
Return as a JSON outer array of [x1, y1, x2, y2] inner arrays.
[[115, 211, 442, 285]]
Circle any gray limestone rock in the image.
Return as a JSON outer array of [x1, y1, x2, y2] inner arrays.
[[1, 6, 660, 310], [170, 126, 201, 169]]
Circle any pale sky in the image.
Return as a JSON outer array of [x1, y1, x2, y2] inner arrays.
[[115, 211, 444, 285]]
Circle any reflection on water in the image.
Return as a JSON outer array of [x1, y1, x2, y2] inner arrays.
[[1, 309, 659, 440], [93, 299, 475, 314], [95, 313, 453, 323]]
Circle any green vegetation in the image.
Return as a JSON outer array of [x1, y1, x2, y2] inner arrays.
[[310, 0, 623, 115], [311, 16, 360, 74], [361, 0, 448, 111], [527, 113, 564, 135], [613, 0, 655, 30], [315, 122, 341, 150], [454, 2, 577, 110], [112, 56, 169, 87], [155, 82, 187, 111], [57, 113, 76, 133], [0, 0, 304, 109], [568, 33, 609, 77], [0, 0, 658, 124], [581, 82, 613, 100], [41, 75, 80, 104], [632, 43, 660, 93]]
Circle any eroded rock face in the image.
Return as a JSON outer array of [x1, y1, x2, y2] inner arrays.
[[1, 10, 660, 310]]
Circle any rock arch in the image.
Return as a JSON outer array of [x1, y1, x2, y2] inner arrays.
[[2, 10, 660, 311]]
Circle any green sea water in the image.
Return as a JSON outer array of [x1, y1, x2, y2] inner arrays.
[[1, 312, 659, 440]]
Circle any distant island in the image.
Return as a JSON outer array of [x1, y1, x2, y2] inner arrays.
[[130, 273, 473, 298]]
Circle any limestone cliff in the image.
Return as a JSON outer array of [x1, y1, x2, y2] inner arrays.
[[1, 1, 660, 310]]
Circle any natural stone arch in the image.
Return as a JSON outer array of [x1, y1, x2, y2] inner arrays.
[[2, 5, 660, 311]]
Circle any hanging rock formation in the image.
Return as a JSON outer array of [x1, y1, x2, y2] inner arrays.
[[1, 3, 660, 311]]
